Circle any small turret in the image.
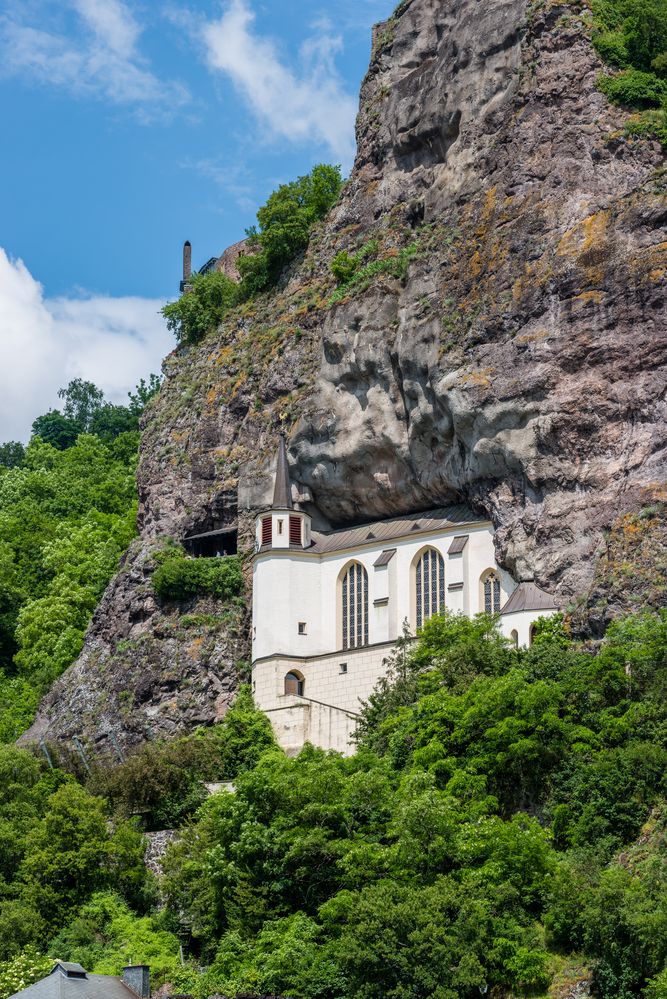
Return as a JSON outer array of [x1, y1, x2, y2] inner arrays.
[[256, 434, 311, 551], [180, 240, 192, 292]]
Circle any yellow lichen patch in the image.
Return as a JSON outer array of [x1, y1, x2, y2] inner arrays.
[[516, 328, 551, 345], [557, 210, 610, 259], [571, 290, 605, 306], [469, 249, 484, 279], [460, 367, 493, 388], [649, 268, 665, 282], [215, 346, 235, 367], [475, 186, 498, 239]]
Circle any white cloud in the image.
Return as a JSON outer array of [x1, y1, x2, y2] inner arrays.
[[0, 248, 172, 442], [202, 0, 358, 164], [0, 0, 188, 114]]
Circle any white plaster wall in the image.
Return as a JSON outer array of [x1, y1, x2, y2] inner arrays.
[[250, 518, 565, 755], [252, 521, 515, 661], [500, 609, 556, 647]]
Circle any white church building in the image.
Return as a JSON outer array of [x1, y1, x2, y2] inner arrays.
[[251, 437, 558, 755]]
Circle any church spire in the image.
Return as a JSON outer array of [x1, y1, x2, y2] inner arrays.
[[272, 433, 293, 510]]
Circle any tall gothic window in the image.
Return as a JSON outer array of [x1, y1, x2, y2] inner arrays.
[[341, 562, 369, 650], [482, 570, 502, 614], [415, 548, 445, 629]]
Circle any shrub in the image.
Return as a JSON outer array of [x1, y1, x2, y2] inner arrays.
[[598, 68, 667, 107], [90, 687, 275, 830], [162, 271, 239, 346], [238, 164, 343, 297], [0, 950, 52, 999], [152, 552, 244, 603], [592, 0, 667, 145]]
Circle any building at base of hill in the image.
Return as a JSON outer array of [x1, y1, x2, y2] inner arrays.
[[251, 437, 559, 755]]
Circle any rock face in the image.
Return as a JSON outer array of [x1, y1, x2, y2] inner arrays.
[[23, 0, 666, 752]]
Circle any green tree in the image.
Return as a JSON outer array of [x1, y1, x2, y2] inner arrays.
[[31, 411, 81, 450], [18, 783, 146, 937], [238, 164, 343, 296], [0, 950, 53, 999], [162, 270, 239, 346], [0, 442, 25, 469]]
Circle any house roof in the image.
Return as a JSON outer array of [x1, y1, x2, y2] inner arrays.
[[9, 965, 136, 999], [184, 525, 238, 542], [500, 581, 559, 615], [306, 504, 484, 555]]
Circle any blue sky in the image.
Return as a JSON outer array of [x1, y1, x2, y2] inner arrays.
[[0, 0, 394, 440]]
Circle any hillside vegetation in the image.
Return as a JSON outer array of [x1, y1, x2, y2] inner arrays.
[[2, 610, 667, 999], [0, 378, 158, 741]]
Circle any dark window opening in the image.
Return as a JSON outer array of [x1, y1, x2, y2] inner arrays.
[[184, 528, 238, 558], [298, 622, 307, 635]]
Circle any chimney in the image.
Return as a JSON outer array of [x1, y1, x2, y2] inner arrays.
[[122, 965, 150, 998], [180, 241, 192, 292]]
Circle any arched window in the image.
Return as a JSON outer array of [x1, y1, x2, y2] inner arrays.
[[529, 624, 537, 647], [510, 629, 519, 649], [415, 547, 445, 629], [341, 562, 369, 650], [284, 671, 304, 696], [482, 570, 502, 615]]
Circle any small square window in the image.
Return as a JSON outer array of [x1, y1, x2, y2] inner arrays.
[[339, 662, 348, 674], [298, 622, 307, 635]]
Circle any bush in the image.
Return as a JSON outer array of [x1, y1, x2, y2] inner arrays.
[[592, 0, 667, 145], [162, 270, 239, 346], [598, 68, 667, 107], [0, 950, 52, 999], [90, 687, 275, 830], [238, 164, 343, 297], [152, 552, 244, 603]]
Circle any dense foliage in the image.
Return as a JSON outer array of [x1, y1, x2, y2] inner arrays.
[[3, 612, 667, 997], [162, 270, 239, 346], [0, 690, 274, 993], [149, 609, 667, 999], [0, 378, 159, 742], [162, 164, 343, 345], [152, 548, 244, 603], [90, 687, 275, 830], [238, 164, 343, 296], [593, 0, 667, 145]]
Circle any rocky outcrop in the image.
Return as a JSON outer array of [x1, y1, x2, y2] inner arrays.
[[23, 0, 666, 751]]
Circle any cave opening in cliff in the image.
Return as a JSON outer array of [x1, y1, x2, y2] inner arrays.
[[183, 527, 238, 558]]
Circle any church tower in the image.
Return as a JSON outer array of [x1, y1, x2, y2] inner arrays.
[[255, 434, 311, 551]]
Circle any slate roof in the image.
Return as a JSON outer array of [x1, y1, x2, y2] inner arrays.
[[373, 548, 397, 566], [272, 434, 293, 511], [447, 535, 469, 555], [500, 581, 559, 615], [307, 505, 484, 555], [9, 965, 137, 999]]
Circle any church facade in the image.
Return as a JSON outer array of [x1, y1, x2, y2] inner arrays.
[[251, 438, 558, 755]]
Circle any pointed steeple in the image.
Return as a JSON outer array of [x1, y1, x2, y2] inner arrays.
[[272, 433, 293, 510]]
